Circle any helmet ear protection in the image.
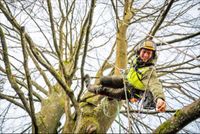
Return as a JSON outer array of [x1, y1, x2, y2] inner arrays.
[[136, 40, 157, 59]]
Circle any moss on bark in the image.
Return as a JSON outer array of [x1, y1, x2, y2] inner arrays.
[[154, 99, 200, 133]]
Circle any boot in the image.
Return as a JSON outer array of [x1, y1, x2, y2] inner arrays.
[[84, 74, 91, 88], [84, 74, 105, 94]]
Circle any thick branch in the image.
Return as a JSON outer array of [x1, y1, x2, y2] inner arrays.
[[20, 27, 38, 132], [26, 44, 53, 93], [115, 0, 134, 75], [0, 1, 80, 117], [148, 0, 175, 38], [78, 0, 96, 101], [154, 98, 200, 133], [157, 31, 200, 46], [25, 33, 80, 117], [47, 0, 70, 85]]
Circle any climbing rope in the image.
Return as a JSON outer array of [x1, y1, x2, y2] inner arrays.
[[89, 54, 155, 133], [120, 69, 132, 134], [136, 67, 155, 119], [86, 36, 162, 133]]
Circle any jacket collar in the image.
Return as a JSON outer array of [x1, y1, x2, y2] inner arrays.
[[133, 56, 154, 68]]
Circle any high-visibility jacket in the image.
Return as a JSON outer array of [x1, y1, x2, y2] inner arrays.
[[126, 57, 165, 101]]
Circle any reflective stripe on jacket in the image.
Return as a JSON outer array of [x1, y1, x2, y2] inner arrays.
[[126, 57, 165, 101], [127, 67, 149, 90]]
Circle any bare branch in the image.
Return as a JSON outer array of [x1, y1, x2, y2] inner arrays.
[[0, 26, 31, 115], [20, 26, 38, 132]]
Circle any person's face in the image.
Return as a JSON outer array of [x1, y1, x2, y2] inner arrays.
[[139, 48, 153, 62]]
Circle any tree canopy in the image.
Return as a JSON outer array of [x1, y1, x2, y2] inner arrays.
[[0, 0, 200, 133]]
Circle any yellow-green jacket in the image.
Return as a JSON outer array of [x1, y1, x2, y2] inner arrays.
[[126, 57, 165, 101]]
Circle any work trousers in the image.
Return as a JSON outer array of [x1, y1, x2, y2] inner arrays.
[[97, 76, 143, 100]]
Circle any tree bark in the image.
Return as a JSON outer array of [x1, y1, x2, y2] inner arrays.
[[154, 98, 200, 133], [71, 0, 135, 133], [36, 85, 66, 133]]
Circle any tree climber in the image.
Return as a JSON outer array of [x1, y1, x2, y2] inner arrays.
[[84, 40, 166, 112]]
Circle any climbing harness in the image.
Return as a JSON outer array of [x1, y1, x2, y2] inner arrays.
[[141, 67, 155, 108], [86, 42, 159, 133], [136, 67, 155, 119], [127, 66, 149, 90], [91, 56, 156, 133]]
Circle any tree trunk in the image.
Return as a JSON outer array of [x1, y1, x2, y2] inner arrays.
[[64, 0, 135, 133], [36, 85, 66, 133]]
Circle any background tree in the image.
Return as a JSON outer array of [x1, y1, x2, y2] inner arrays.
[[0, 0, 200, 133]]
